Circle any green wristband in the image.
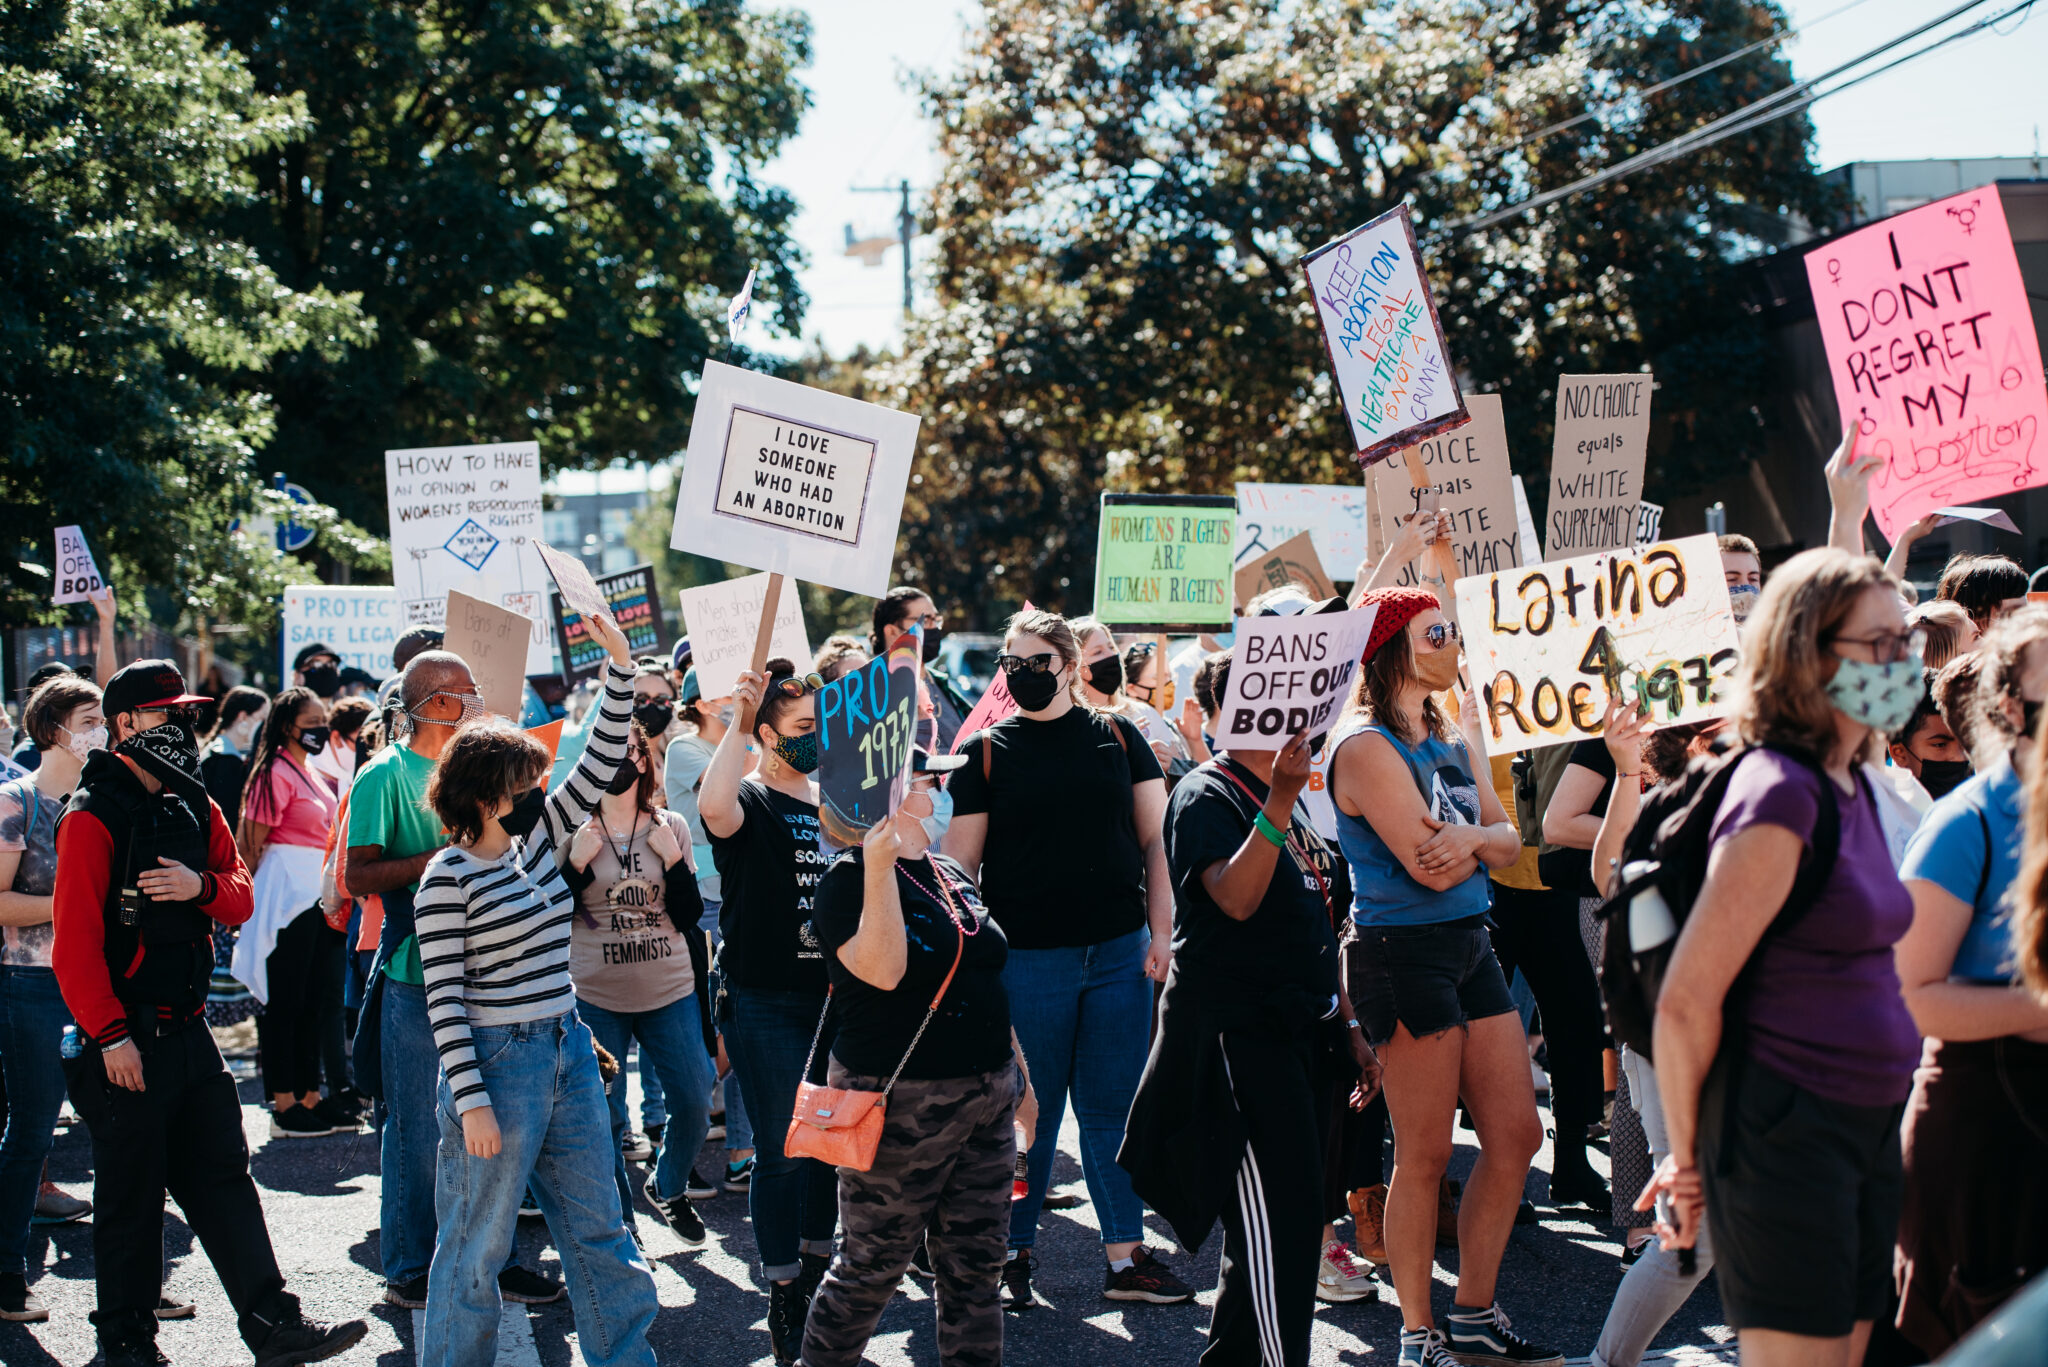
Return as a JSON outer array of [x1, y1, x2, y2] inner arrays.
[[1253, 811, 1288, 849]]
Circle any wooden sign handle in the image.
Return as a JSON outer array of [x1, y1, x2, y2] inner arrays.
[[734, 571, 785, 740], [1401, 446, 1459, 610]]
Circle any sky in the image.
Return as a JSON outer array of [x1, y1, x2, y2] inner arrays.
[[749, 0, 2048, 362]]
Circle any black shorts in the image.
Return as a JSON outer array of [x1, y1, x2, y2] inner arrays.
[[1343, 915, 1516, 1049], [1699, 1057, 1905, 1338]]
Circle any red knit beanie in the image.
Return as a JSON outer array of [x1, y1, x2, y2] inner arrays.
[[1357, 587, 1442, 662]]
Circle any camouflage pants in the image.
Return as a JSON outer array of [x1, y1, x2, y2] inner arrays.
[[800, 1059, 1022, 1367]]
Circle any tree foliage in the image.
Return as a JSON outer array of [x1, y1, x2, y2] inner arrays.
[[197, 0, 814, 525], [884, 0, 1846, 624]]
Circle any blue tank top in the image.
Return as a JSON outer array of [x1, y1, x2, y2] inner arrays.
[[1330, 718, 1492, 927]]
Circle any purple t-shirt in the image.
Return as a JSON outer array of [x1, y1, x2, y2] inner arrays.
[[1707, 749, 1919, 1108]]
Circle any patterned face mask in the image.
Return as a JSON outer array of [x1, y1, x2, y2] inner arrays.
[[1825, 653, 1925, 734], [771, 730, 820, 774]]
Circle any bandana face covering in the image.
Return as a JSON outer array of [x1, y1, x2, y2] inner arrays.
[[1825, 653, 1925, 734], [116, 722, 207, 801]]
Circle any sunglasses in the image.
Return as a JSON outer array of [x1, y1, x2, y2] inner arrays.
[[770, 671, 827, 699], [996, 652, 1060, 676], [1421, 622, 1462, 650]]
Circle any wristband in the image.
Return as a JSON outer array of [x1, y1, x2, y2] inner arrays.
[[1252, 812, 1288, 849]]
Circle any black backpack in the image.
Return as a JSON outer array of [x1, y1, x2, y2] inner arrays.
[[1594, 743, 1841, 1062]]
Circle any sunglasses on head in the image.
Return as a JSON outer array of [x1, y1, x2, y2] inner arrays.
[[769, 671, 827, 699], [1421, 622, 1461, 650], [996, 652, 1060, 676]]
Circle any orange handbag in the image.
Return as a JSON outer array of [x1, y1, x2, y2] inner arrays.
[[786, 898, 965, 1173]]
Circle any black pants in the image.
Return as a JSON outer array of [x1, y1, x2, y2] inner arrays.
[[63, 1022, 295, 1347], [1488, 882, 1605, 1147], [1206, 1028, 1326, 1367], [258, 904, 345, 1098]]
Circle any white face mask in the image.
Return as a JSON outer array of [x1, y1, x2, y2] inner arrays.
[[60, 723, 108, 763], [228, 715, 263, 748]]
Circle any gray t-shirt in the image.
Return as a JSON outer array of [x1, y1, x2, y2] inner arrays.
[[567, 808, 695, 1013], [662, 733, 721, 903], [0, 776, 66, 967]]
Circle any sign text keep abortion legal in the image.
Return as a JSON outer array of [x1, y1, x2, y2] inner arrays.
[[717, 407, 875, 546]]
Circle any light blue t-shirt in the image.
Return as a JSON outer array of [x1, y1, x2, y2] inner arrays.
[[1331, 718, 1491, 927], [1899, 751, 2023, 983]]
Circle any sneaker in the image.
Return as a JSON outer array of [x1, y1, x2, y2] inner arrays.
[[724, 1156, 755, 1192], [519, 1186, 542, 1218], [797, 1249, 831, 1306], [102, 1342, 172, 1367], [685, 1166, 720, 1200], [310, 1094, 364, 1133], [383, 1276, 428, 1309], [1398, 1326, 1462, 1367], [706, 1112, 727, 1142], [155, 1292, 196, 1319], [1437, 1175, 1461, 1248], [621, 1128, 653, 1163], [907, 1239, 935, 1280], [1001, 1248, 1036, 1311], [268, 1105, 338, 1139], [1546, 1163, 1610, 1219], [248, 1313, 370, 1367], [766, 1279, 804, 1365], [1347, 1184, 1388, 1264], [1620, 1239, 1648, 1267], [497, 1265, 566, 1305], [0, 1271, 49, 1322], [1443, 1302, 1565, 1365], [643, 1173, 706, 1248], [32, 1182, 91, 1223], [644, 1121, 665, 1149], [1316, 1239, 1377, 1303], [1102, 1246, 1195, 1304]]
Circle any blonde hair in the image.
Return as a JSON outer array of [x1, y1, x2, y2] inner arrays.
[[1728, 547, 1899, 766], [1908, 599, 1974, 671]]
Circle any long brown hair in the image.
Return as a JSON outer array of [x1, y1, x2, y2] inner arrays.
[[1350, 626, 1448, 747], [1728, 547, 1898, 765], [2012, 703, 2048, 998]]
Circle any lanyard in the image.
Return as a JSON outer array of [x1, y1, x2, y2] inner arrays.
[[1211, 759, 1339, 932]]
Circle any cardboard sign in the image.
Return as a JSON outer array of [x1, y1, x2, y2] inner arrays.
[[678, 571, 811, 701], [1804, 189, 2048, 541], [1235, 532, 1338, 607], [1545, 374, 1652, 558], [52, 526, 106, 605], [552, 565, 662, 682], [1455, 533, 1740, 755], [1635, 501, 1665, 548], [385, 441, 550, 671], [1930, 505, 2020, 534], [1092, 493, 1235, 632], [1301, 204, 1469, 465], [669, 360, 920, 598], [534, 541, 612, 623], [1212, 607, 1379, 751], [816, 626, 920, 844], [1372, 393, 1521, 583], [1234, 483, 1376, 575], [281, 586, 400, 680], [444, 590, 535, 719]]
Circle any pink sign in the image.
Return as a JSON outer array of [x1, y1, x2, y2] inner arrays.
[[1805, 188, 2048, 541]]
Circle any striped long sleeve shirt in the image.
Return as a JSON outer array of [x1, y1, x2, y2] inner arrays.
[[417, 661, 633, 1114]]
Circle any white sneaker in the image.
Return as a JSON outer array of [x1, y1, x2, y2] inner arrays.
[[1316, 1239, 1376, 1303], [621, 1129, 653, 1162]]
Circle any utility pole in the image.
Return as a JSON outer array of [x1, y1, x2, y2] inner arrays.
[[849, 178, 919, 317]]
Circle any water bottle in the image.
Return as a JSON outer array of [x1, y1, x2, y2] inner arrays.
[[60, 1025, 83, 1060], [1011, 1124, 1029, 1202], [1622, 860, 1676, 952]]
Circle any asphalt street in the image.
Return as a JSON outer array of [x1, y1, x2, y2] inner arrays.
[[4, 1052, 1736, 1366]]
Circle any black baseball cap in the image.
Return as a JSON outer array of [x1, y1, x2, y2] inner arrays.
[[20, 662, 83, 699], [103, 659, 209, 717], [293, 642, 340, 672]]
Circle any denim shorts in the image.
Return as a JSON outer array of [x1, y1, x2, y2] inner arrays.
[[1343, 914, 1515, 1049]]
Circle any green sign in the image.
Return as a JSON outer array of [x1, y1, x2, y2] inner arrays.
[[1091, 493, 1236, 632]]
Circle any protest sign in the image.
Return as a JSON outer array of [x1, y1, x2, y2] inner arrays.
[[678, 572, 811, 701], [816, 626, 920, 845], [552, 565, 661, 683], [1545, 374, 1651, 558], [281, 586, 399, 680], [52, 526, 106, 605], [0, 752, 26, 785], [1371, 393, 1521, 584], [1235, 532, 1338, 607], [1454, 533, 1740, 755], [1212, 607, 1379, 751], [1930, 505, 2021, 534], [385, 441, 550, 671], [669, 360, 920, 598], [1234, 483, 1376, 574], [1301, 204, 1468, 465], [534, 540, 612, 623], [445, 590, 535, 719], [947, 601, 1036, 752], [1635, 501, 1665, 548], [1092, 493, 1235, 632], [1804, 189, 2048, 541]]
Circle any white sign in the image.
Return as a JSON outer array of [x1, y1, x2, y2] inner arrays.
[[1234, 484, 1376, 575], [1634, 501, 1665, 548], [1212, 608, 1380, 751], [671, 361, 920, 597], [1455, 533, 1741, 755], [533, 540, 611, 622], [281, 586, 400, 680], [53, 526, 106, 605], [1301, 204, 1468, 464], [1546, 374, 1652, 559], [384, 441, 550, 672], [678, 572, 812, 701]]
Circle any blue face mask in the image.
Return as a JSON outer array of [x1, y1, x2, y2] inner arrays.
[[1825, 653, 1925, 734], [918, 786, 954, 845]]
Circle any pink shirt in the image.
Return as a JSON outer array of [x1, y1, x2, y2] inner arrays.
[[241, 753, 338, 849]]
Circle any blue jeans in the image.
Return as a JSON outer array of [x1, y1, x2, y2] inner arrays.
[[1004, 926, 1152, 1248], [423, 1011, 656, 1367], [726, 986, 839, 1281], [0, 966, 71, 1278], [578, 994, 715, 1217], [379, 978, 440, 1285], [700, 897, 754, 1156]]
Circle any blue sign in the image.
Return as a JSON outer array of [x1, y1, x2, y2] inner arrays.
[[278, 482, 318, 552], [815, 625, 920, 845]]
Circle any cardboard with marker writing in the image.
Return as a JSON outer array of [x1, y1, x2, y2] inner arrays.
[[445, 589, 535, 719], [1234, 532, 1338, 607], [679, 572, 812, 702], [1092, 493, 1236, 633], [386, 442, 549, 672], [816, 626, 921, 844], [1233, 483, 1376, 575], [1545, 374, 1651, 559], [1371, 393, 1521, 584]]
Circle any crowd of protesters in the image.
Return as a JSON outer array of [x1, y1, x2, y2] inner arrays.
[[5, 461, 2048, 1367]]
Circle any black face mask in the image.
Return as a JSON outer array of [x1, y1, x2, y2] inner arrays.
[[1086, 656, 1124, 697], [297, 725, 332, 756], [302, 664, 341, 699], [921, 627, 946, 663], [501, 787, 548, 840], [1916, 758, 1972, 799], [633, 700, 675, 735], [606, 761, 643, 796], [1006, 666, 1064, 712], [115, 721, 206, 802]]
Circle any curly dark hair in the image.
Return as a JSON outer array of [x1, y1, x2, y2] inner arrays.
[[426, 717, 551, 846]]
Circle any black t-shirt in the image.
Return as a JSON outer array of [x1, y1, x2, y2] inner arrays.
[[811, 851, 1012, 1080], [1536, 738, 1617, 897], [948, 706, 1165, 949], [706, 780, 829, 995], [1163, 759, 1343, 1004]]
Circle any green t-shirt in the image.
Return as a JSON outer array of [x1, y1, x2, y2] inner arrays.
[[346, 741, 443, 984]]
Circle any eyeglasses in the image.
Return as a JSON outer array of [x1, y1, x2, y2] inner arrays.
[[770, 671, 827, 699], [912, 611, 945, 630], [1421, 622, 1462, 651], [996, 652, 1060, 676], [1829, 627, 1926, 666]]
